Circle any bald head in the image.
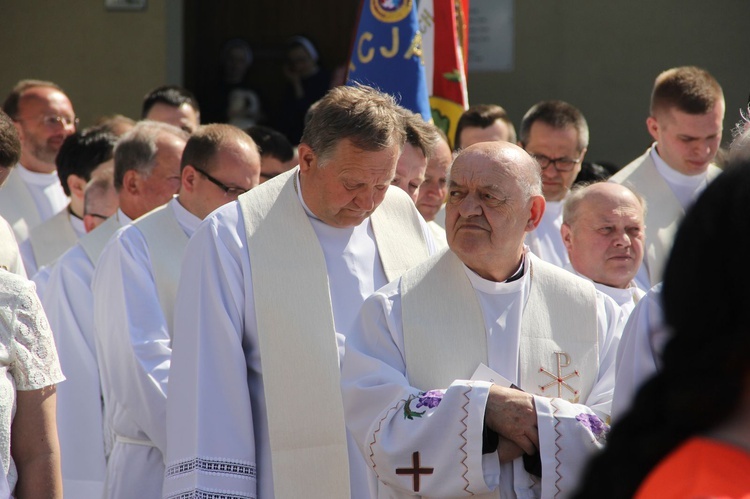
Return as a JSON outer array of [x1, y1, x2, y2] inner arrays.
[[562, 182, 645, 288], [446, 142, 545, 282], [83, 173, 118, 233], [454, 142, 542, 196]]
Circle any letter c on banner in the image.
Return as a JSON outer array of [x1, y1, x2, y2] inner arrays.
[[358, 32, 375, 64]]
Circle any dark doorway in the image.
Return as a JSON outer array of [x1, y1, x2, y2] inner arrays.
[[184, 2, 360, 133]]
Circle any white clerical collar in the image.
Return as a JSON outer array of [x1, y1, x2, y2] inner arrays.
[[295, 170, 321, 221], [540, 198, 564, 224], [565, 262, 641, 307], [69, 210, 86, 237], [462, 250, 528, 295], [650, 144, 708, 188], [117, 208, 133, 226], [172, 197, 202, 238], [16, 163, 61, 187], [592, 281, 641, 308]]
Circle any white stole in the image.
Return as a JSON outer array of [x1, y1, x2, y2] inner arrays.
[[0, 216, 24, 276], [612, 150, 721, 286], [133, 203, 189, 334], [79, 216, 120, 267], [239, 168, 428, 498], [29, 207, 78, 269], [401, 251, 599, 402], [0, 168, 40, 241], [426, 221, 448, 250]]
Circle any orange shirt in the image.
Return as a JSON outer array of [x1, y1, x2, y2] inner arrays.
[[636, 437, 750, 499]]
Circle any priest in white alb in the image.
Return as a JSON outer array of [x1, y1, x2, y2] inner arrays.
[[163, 85, 437, 499], [519, 101, 590, 270], [43, 121, 188, 498], [0, 80, 74, 242], [609, 66, 724, 287], [341, 142, 623, 498], [560, 182, 647, 317], [20, 126, 118, 277], [92, 124, 260, 498], [415, 127, 452, 248]]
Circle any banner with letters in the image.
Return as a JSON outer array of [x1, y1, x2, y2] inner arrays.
[[347, 0, 432, 121]]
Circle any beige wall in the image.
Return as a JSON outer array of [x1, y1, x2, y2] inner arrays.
[[0, 1, 182, 127], [468, 0, 750, 167], [3, 0, 747, 167]]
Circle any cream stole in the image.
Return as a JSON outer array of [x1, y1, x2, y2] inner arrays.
[[133, 203, 189, 334], [0, 168, 40, 242], [427, 221, 448, 250], [612, 150, 721, 286], [79, 216, 121, 267], [239, 168, 428, 499], [401, 251, 599, 403], [29, 206, 78, 269], [0, 216, 24, 276]]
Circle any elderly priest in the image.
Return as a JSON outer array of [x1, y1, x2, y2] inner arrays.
[[341, 142, 623, 498]]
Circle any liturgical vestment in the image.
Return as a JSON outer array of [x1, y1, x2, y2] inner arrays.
[[42, 210, 130, 498], [610, 146, 720, 287], [525, 199, 569, 269], [93, 198, 197, 498], [21, 205, 84, 277], [0, 165, 68, 242], [163, 169, 435, 499], [342, 249, 623, 498]]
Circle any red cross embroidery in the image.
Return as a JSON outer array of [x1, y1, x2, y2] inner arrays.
[[539, 351, 580, 398], [396, 451, 433, 492]]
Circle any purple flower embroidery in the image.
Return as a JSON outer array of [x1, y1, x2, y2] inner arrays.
[[416, 390, 444, 409], [402, 390, 445, 420], [576, 413, 608, 439]]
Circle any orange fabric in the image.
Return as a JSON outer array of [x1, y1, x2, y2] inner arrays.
[[636, 437, 750, 499]]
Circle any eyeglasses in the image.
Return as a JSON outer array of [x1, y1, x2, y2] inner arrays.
[[86, 213, 109, 220], [15, 114, 79, 129], [193, 166, 249, 198], [529, 153, 581, 173]]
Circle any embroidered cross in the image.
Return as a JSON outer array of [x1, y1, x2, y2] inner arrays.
[[396, 451, 433, 492], [539, 351, 579, 398]]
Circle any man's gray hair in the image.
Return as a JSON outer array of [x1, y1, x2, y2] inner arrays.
[[519, 100, 589, 152], [300, 83, 406, 166], [113, 120, 188, 190], [521, 154, 543, 199], [563, 181, 646, 226]]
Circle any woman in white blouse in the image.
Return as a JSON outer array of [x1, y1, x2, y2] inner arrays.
[[0, 269, 64, 497]]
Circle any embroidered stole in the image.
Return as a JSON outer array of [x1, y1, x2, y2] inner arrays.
[[79, 216, 121, 267], [239, 168, 427, 498], [0, 169, 41, 241], [29, 207, 78, 269], [133, 203, 189, 334], [613, 151, 721, 286], [402, 251, 599, 402]]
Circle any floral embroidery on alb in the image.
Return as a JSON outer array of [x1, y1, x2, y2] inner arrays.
[[402, 390, 444, 420], [575, 413, 609, 443]]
